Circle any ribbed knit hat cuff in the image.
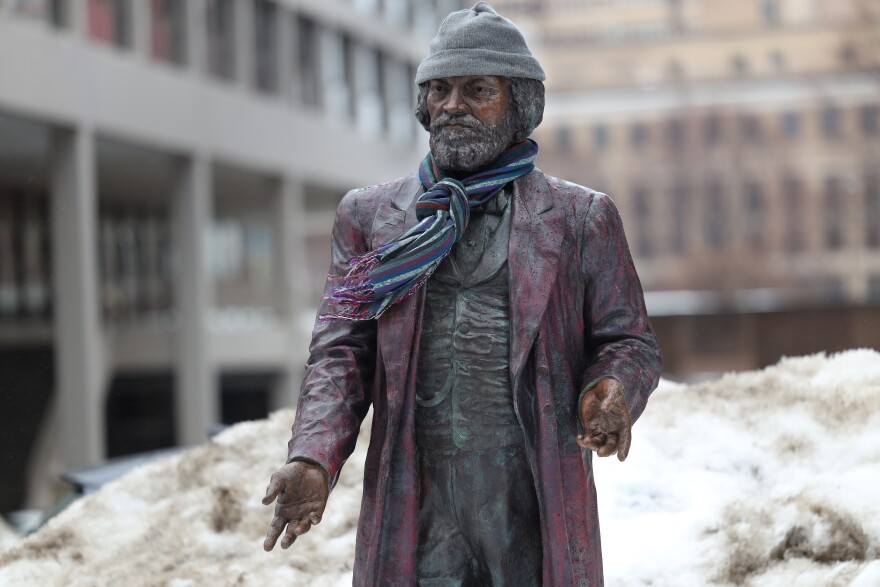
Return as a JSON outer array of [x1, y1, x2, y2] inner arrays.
[[415, 47, 546, 83]]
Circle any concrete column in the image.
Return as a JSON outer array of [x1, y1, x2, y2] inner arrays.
[[171, 153, 217, 446], [131, 0, 150, 59], [271, 176, 308, 410], [70, 0, 89, 38], [50, 125, 105, 468], [187, 0, 207, 74], [233, 0, 255, 90]]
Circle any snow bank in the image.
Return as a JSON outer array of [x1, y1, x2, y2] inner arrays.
[[0, 518, 17, 550], [0, 350, 878, 586], [595, 349, 880, 586]]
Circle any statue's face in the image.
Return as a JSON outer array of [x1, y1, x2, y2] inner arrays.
[[426, 75, 517, 174]]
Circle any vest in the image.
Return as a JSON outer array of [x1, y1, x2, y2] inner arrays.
[[415, 188, 521, 450]]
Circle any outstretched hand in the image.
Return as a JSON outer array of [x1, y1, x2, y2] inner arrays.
[[263, 460, 329, 551], [576, 377, 633, 461]]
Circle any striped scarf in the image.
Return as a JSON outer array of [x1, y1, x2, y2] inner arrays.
[[323, 138, 539, 321]]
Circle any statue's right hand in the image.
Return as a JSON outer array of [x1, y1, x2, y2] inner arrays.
[[262, 460, 329, 551]]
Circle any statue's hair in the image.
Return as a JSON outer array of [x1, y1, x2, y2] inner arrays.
[[414, 77, 545, 142]]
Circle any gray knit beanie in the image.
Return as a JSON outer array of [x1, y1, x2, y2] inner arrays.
[[415, 1, 545, 84]]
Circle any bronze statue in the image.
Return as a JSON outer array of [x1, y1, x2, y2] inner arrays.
[[264, 3, 661, 585]]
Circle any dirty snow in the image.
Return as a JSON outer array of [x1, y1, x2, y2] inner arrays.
[[0, 350, 878, 586]]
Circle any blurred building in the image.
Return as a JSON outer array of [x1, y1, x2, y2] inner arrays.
[[494, 0, 880, 375], [0, 0, 462, 514]]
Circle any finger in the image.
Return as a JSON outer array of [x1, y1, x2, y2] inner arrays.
[[309, 512, 322, 526], [576, 433, 605, 452], [597, 433, 619, 458], [618, 425, 632, 462], [281, 518, 311, 549], [263, 516, 286, 551], [262, 478, 281, 505], [280, 523, 299, 549]]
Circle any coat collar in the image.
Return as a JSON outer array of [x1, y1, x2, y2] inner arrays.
[[374, 168, 564, 391]]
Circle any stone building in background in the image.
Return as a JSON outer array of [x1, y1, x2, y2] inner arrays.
[[494, 0, 880, 375], [0, 0, 463, 520]]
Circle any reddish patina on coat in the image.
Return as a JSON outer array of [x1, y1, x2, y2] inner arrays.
[[288, 169, 662, 587]]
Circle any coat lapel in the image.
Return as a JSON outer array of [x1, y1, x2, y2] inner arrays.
[[509, 169, 565, 382], [375, 174, 424, 409]]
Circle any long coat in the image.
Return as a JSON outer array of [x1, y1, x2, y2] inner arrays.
[[288, 169, 662, 586]]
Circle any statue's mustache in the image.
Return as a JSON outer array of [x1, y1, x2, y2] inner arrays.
[[430, 114, 484, 132]]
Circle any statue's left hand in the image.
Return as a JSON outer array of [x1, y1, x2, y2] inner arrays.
[[576, 377, 632, 461]]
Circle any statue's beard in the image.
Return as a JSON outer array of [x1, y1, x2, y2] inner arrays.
[[429, 111, 517, 174]]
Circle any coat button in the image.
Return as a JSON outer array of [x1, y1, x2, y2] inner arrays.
[[537, 365, 549, 377], [542, 403, 554, 417], [458, 323, 471, 335]]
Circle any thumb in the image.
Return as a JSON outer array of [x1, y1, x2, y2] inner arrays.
[[262, 479, 281, 505]]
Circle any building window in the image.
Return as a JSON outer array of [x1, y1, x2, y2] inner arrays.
[[824, 177, 845, 250], [99, 204, 173, 321], [866, 175, 880, 248], [556, 126, 572, 153], [88, 0, 132, 49], [821, 105, 842, 139], [839, 44, 859, 68], [633, 189, 653, 258], [296, 15, 321, 109], [770, 50, 786, 72], [666, 118, 684, 148], [860, 105, 879, 137], [10, 0, 67, 28], [781, 111, 800, 140], [869, 275, 880, 303], [744, 182, 765, 249], [670, 183, 689, 253], [254, 0, 279, 94], [352, 44, 385, 136], [761, 0, 780, 26], [703, 115, 722, 146], [731, 54, 749, 76], [782, 177, 804, 253], [319, 30, 354, 121], [593, 124, 609, 151], [150, 0, 187, 66], [741, 114, 763, 143], [705, 179, 727, 249], [206, 0, 235, 81], [630, 123, 648, 150], [384, 56, 416, 143]]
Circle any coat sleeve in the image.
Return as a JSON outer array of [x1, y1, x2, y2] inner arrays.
[[287, 189, 377, 489], [579, 192, 662, 424]]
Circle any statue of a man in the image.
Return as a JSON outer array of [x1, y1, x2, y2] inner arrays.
[[263, 3, 662, 585]]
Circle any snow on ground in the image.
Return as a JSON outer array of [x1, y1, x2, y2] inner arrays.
[[0, 518, 17, 550], [0, 350, 878, 586]]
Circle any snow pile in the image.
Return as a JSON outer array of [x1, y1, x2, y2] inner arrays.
[[1, 350, 879, 586], [0, 518, 17, 550], [595, 349, 880, 586]]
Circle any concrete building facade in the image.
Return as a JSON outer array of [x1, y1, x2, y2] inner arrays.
[[493, 0, 880, 374], [0, 0, 461, 513]]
